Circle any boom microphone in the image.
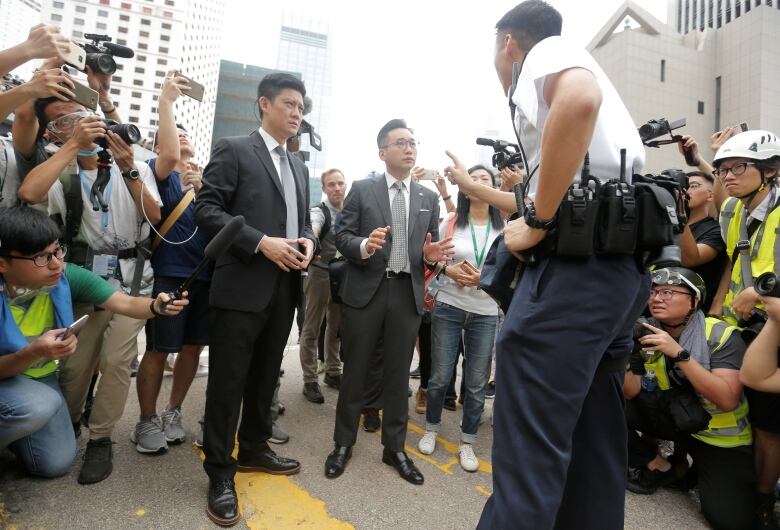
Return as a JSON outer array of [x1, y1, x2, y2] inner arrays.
[[102, 42, 135, 58], [476, 137, 496, 146], [159, 215, 245, 310]]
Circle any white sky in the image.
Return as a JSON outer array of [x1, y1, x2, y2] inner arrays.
[[219, 0, 668, 184]]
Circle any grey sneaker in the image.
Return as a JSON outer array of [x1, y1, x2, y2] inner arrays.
[[161, 406, 186, 444], [131, 415, 167, 454], [269, 423, 289, 444], [195, 415, 205, 448]]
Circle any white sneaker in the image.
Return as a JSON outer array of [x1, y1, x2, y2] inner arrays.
[[459, 443, 479, 472], [418, 431, 437, 455]]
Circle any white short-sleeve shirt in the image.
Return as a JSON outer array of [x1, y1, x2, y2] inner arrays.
[[511, 36, 645, 194]]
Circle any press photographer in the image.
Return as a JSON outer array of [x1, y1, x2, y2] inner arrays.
[[741, 277, 780, 393], [16, 87, 162, 485]]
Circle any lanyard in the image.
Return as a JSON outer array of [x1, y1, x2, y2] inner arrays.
[[79, 165, 115, 229], [468, 215, 491, 268]]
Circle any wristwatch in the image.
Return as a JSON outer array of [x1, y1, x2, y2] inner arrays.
[[122, 168, 140, 180], [672, 348, 691, 363], [524, 203, 557, 231]]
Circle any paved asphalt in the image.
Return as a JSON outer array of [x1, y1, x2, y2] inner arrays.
[[0, 335, 711, 530]]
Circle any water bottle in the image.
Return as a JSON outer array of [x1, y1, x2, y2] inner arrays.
[[642, 369, 658, 392]]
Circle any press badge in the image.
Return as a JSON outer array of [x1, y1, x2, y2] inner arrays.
[[91, 253, 118, 279]]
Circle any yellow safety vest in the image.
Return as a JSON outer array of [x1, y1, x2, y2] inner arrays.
[[643, 317, 752, 448], [719, 195, 780, 326], [10, 292, 57, 378]]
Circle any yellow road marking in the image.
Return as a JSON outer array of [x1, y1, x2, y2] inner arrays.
[[405, 418, 493, 474], [476, 485, 492, 497], [134, 508, 146, 516], [196, 447, 353, 529]]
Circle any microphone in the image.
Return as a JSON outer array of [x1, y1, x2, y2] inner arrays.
[[302, 95, 313, 116], [159, 215, 245, 310], [476, 138, 513, 150], [102, 42, 135, 58], [476, 137, 496, 147]]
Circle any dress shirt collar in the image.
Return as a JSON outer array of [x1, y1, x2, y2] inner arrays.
[[384, 172, 411, 191], [258, 127, 285, 155]]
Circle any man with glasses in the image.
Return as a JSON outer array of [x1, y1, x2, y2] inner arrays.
[[16, 96, 162, 486], [0, 206, 186, 479], [714, 129, 780, 529], [323, 118, 453, 484]]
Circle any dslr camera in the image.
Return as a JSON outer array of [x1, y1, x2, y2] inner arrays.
[[638, 117, 697, 166], [476, 138, 524, 171], [97, 119, 141, 149], [67, 34, 134, 75]]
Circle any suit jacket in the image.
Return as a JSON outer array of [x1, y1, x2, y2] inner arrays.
[[335, 173, 440, 314], [195, 130, 315, 312]]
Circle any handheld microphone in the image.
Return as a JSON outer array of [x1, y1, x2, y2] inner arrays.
[[158, 215, 245, 311], [102, 42, 135, 58]]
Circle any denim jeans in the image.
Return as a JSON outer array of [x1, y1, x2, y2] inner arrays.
[[0, 373, 77, 477], [427, 301, 497, 442]]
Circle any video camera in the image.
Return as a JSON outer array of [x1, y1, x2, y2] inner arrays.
[[638, 117, 698, 166], [476, 138, 524, 171], [69, 34, 134, 75]]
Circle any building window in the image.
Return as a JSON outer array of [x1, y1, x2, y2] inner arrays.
[[97, 22, 107, 30], [684, 0, 690, 32], [159, 47, 169, 54], [160, 35, 170, 42], [137, 55, 146, 62], [134, 67, 145, 74], [717, 0, 722, 27], [100, 0, 110, 4], [110, 88, 120, 95], [72, 30, 83, 38], [120, 14, 129, 21], [74, 18, 85, 25], [121, 2, 131, 8], [116, 63, 124, 70], [118, 26, 128, 34], [141, 19, 151, 26], [52, 0, 64, 7], [130, 104, 141, 111], [140, 31, 150, 37], [76, 5, 86, 12], [163, 10, 173, 18], [709, 0, 714, 26], [155, 70, 165, 77], [165, 0, 174, 5], [157, 58, 167, 65], [149, 119, 157, 126], [51, 13, 63, 21], [117, 39, 127, 45], [133, 79, 143, 86], [138, 43, 148, 50], [154, 82, 161, 89], [98, 9, 108, 17], [112, 75, 122, 83], [128, 116, 139, 124], [660, 59, 666, 82], [132, 91, 141, 98], [143, 6, 152, 14], [162, 23, 172, 29], [697, 101, 705, 114], [715, 76, 722, 130], [152, 94, 159, 101]]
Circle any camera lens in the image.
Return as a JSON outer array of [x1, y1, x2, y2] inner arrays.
[[86, 53, 116, 75], [755, 272, 780, 297]]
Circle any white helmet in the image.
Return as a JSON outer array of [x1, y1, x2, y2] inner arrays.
[[714, 130, 780, 164]]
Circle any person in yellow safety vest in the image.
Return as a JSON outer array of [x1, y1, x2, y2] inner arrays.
[[0, 207, 188, 478], [624, 267, 757, 530], [714, 130, 780, 530]]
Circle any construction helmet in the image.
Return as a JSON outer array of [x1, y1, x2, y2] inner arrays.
[[713, 130, 780, 165], [651, 267, 706, 307]]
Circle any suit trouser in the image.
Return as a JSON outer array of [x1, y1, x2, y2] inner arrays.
[[477, 253, 649, 530], [335, 276, 420, 451], [203, 274, 297, 480], [58, 304, 145, 440], [299, 266, 342, 382]]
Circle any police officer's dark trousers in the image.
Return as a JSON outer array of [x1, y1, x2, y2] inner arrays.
[[477, 253, 649, 530]]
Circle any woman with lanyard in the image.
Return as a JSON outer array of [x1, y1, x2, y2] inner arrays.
[[418, 164, 503, 472]]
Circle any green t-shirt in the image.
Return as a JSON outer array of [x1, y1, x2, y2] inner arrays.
[[10, 263, 116, 378]]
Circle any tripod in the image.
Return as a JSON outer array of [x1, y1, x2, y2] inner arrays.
[[89, 148, 112, 212]]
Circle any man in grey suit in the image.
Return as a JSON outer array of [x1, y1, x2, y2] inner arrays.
[[195, 73, 316, 527], [324, 119, 453, 485]]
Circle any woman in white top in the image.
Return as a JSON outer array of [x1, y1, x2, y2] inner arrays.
[[418, 165, 502, 471]]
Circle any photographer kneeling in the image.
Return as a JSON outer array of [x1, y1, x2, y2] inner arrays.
[[625, 267, 755, 530], [0, 207, 186, 478]]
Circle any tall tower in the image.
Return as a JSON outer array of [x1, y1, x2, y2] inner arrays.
[[0, 0, 42, 80], [39, 0, 224, 163], [276, 13, 333, 181]]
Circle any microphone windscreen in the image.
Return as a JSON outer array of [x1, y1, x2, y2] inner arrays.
[[204, 215, 245, 261], [476, 137, 495, 146], [102, 42, 135, 58], [303, 96, 313, 116]]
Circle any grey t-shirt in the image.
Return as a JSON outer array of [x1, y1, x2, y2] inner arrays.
[[0, 137, 20, 208]]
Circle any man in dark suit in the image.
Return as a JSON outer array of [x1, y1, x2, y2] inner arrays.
[[194, 73, 316, 527], [324, 119, 453, 485]]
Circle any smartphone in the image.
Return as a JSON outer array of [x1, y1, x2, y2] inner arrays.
[[419, 169, 439, 181], [175, 71, 204, 102], [67, 76, 99, 111], [461, 259, 478, 272], [62, 41, 86, 71], [59, 314, 90, 340], [739, 122, 749, 132]]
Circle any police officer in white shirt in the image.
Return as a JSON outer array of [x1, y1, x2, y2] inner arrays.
[[444, 2, 649, 529]]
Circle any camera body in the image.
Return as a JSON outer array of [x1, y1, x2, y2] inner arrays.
[[476, 138, 524, 171], [639, 118, 687, 145], [96, 119, 141, 149], [69, 34, 134, 76]]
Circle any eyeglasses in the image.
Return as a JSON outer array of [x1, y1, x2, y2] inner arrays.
[[0, 245, 67, 267], [687, 181, 703, 190], [46, 111, 93, 134], [713, 162, 757, 180], [382, 138, 418, 150], [649, 288, 692, 302]]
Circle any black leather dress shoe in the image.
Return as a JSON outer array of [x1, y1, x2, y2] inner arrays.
[[324, 445, 352, 479], [237, 447, 301, 475], [382, 449, 424, 485], [206, 479, 240, 527], [362, 408, 381, 432], [324, 373, 341, 389]]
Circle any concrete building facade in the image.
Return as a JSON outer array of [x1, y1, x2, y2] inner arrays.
[[589, 0, 780, 172]]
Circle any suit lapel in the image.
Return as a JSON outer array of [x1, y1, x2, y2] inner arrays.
[[372, 174, 392, 227], [408, 179, 422, 241], [250, 130, 285, 199]]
